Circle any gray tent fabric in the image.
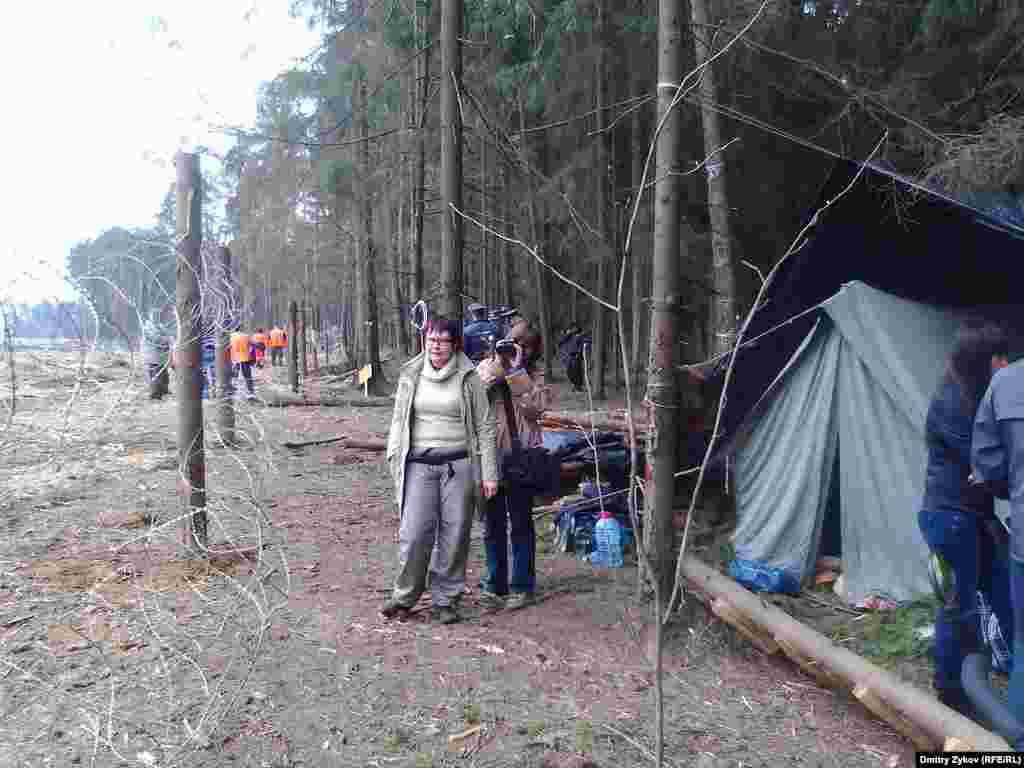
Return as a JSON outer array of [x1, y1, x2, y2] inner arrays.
[[733, 281, 989, 605], [733, 322, 840, 589]]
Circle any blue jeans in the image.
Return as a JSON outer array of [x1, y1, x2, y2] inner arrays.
[[919, 508, 1014, 692], [234, 362, 254, 395], [482, 490, 536, 595], [1009, 558, 1024, 729]]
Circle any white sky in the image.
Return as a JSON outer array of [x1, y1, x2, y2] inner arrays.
[[0, 1, 321, 304]]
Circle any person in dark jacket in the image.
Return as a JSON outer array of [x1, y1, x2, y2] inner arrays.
[[972, 352, 1024, 730], [919, 324, 1012, 718]]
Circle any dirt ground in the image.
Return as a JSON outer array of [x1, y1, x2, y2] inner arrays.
[[0, 352, 919, 767]]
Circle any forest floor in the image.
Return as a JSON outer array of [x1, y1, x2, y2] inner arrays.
[[0, 351, 928, 767]]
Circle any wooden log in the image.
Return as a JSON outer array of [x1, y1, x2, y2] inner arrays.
[[539, 411, 650, 435], [262, 390, 394, 409], [680, 556, 1009, 751], [773, 634, 850, 690], [711, 597, 779, 655], [853, 683, 934, 751], [282, 435, 387, 451]]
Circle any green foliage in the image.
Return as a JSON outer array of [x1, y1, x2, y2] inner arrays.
[[860, 598, 937, 659], [525, 720, 546, 738], [575, 719, 594, 753], [621, 13, 656, 36], [319, 158, 355, 192], [463, 702, 481, 725], [368, 79, 402, 130]]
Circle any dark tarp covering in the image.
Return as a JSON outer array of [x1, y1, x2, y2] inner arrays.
[[717, 159, 1024, 450]]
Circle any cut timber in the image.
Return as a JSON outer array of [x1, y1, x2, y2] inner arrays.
[[539, 411, 649, 435], [282, 435, 387, 451], [854, 683, 933, 751], [262, 390, 394, 409], [944, 737, 977, 752], [773, 635, 850, 691], [711, 597, 779, 655], [448, 724, 481, 751], [680, 557, 1010, 751]]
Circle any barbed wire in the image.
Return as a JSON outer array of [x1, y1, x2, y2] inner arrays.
[[0, 254, 290, 767]]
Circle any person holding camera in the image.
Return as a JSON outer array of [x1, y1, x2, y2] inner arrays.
[[475, 320, 553, 610], [919, 324, 1012, 719]]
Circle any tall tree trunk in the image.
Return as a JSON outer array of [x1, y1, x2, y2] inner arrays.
[[479, 120, 489, 305], [411, 5, 430, 314], [519, 96, 553, 378], [312, 303, 320, 373], [175, 152, 207, 554], [216, 245, 235, 446], [393, 190, 410, 355], [630, 84, 648, 388], [501, 164, 512, 306], [300, 301, 309, 379], [591, 0, 609, 399], [357, 76, 387, 392], [288, 299, 299, 394], [440, 0, 464, 318], [690, 0, 736, 357], [647, 0, 684, 601]]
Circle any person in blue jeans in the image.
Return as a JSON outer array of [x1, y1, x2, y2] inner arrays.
[[972, 349, 1024, 739], [475, 322, 551, 610], [919, 324, 1012, 719]]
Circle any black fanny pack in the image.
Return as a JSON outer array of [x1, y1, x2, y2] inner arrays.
[[408, 448, 469, 465]]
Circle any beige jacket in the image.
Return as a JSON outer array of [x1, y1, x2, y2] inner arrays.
[[476, 358, 552, 450], [386, 351, 498, 514]]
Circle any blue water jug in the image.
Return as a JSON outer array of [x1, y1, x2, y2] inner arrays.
[[591, 510, 624, 568]]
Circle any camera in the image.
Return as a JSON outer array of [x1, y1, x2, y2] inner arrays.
[[495, 339, 518, 358]]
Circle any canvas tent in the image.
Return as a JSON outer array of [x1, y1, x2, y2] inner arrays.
[[719, 160, 1024, 605]]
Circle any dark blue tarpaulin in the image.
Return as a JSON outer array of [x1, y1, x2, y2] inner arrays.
[[716, 159, 1024, 450]]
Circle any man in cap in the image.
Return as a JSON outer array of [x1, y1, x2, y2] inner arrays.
[[463, 303, 499, 364]]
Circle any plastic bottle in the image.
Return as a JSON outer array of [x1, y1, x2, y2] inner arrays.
[[592, 510, 624, 568]]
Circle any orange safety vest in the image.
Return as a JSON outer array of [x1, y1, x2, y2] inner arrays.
[[253, 332, 268, 347], [269, 327, 286, 348], [230, 332, 252, 363]]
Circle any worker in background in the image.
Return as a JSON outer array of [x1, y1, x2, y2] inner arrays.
[[972, 348, 1024, 742], [230, 327, 256, 398], [199, 321, 217, 400], [141, 307, 173, 400], [252, 328, 268, 369], [269, 324, 287, 367]]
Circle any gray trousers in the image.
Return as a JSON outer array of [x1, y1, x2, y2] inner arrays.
[[393, 458, 474, 608]]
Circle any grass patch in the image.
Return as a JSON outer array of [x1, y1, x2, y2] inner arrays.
[[463, 702, 481, 726], [382, 726, 409, 752], [525, 720, 546, 739], [575, 719, 594, 753], [414, 753, 434, 768], [859, 598, 936, 660]]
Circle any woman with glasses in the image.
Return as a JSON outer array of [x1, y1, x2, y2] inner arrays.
[[381, 316, 498, 624]]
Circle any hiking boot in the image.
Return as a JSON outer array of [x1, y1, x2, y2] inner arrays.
[[505, 592, 535, 611], [434, 605, 460, 625], [479, 591, 505, 610], [380, 598, 410, 619]]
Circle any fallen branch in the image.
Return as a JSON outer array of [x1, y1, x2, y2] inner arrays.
[[262, 392, 394, 409], [282, 435, 388, 450], [682, 556, 1010, 751]]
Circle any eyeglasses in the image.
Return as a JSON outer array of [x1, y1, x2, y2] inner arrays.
[[426, 337, 453, 347]]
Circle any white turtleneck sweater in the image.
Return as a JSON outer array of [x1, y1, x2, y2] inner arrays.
[[411, 356, 467, 451]]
